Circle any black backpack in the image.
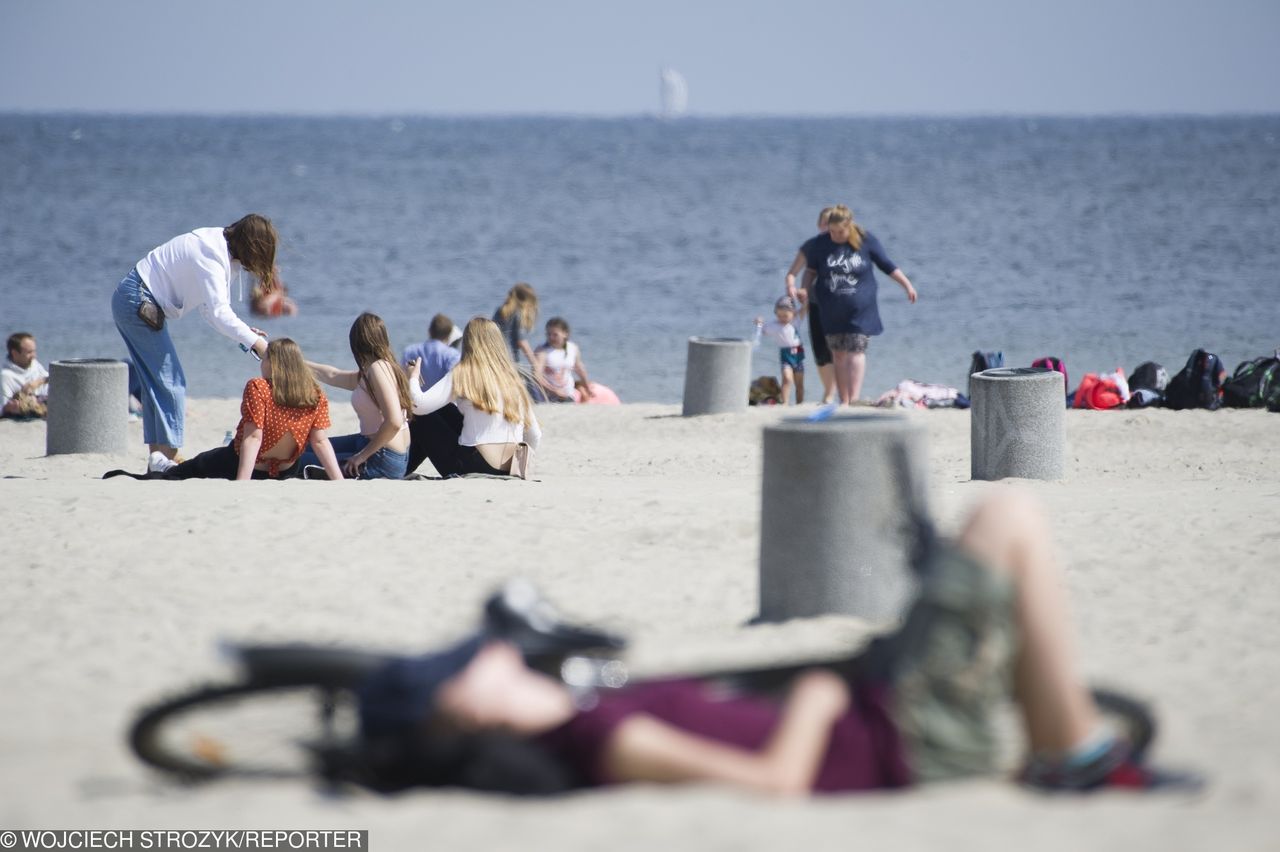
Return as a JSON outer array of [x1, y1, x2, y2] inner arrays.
[[1164, 349, 1226, 411], [1129, 361, 1169, 393], [967, 350, 1004, 397], [1222, 352, 1280, 408]]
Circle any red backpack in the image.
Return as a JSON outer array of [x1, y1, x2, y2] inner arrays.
[[1072, 371, 1127, 410]]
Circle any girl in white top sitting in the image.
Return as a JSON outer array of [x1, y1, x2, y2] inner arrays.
[[406, 316, 542, 477], [533, 316, 594, 403], [300, 312, 413, 480], [111, 214, 277, 471]]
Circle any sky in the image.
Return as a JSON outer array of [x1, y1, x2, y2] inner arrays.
[[1, 0, 1278, 116]]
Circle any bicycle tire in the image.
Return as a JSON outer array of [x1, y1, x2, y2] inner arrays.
[[129, 680, 362, 781]]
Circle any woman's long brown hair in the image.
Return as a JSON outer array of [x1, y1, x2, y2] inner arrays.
[[348, 312, 413, 416], [224, 214, 280, 292], [266, 338, 320, 408]]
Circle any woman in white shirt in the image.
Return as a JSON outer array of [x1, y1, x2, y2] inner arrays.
[[111, 215, 277, 470], [406, 317, 542, 477], [302, 312, 413, 480]]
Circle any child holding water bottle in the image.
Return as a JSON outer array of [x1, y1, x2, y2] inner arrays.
[[754, 296, 807, 405]]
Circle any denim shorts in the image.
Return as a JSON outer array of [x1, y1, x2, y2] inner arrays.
[[298, 432, 408, 480]]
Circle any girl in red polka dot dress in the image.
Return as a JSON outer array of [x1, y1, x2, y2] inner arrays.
[[110, 338, 344, 481]]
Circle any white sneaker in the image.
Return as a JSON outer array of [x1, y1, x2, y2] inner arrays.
[[148, 451, 177, 474]]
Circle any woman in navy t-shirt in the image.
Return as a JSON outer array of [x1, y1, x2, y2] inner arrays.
[[800, 205, 917, 404]]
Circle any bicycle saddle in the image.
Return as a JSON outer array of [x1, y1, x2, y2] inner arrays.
[[482, 579, 627, 666]]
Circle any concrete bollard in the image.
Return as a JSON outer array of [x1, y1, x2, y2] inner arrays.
[[46, 359, 129, 456], [970, 366, 1065, 481], [681, 336, 752, 416], [758, 413, 927, 623]]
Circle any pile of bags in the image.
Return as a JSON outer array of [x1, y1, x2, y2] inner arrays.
[[1024, 349, 1280, 412]]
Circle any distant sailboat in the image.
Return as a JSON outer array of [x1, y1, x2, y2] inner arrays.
[[659, 68, 688, 119]]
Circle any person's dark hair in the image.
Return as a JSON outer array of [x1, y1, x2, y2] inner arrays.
[[6, 332, 33, 356], [428, 314, 454, 342], [545, 317, 569, 336], [224, 214, 279, 292], [348, 312, 414, 417]]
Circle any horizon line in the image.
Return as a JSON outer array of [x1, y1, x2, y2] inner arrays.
[[2, 108, 1278, 121]]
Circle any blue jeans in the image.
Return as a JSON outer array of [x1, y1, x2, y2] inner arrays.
[[112, 268, 185, 446], [298, 433, 409, 480]]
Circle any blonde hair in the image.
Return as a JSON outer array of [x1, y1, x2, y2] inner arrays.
[[496, 282, 539, 332], [348, 312, 414, 417], [825, 204, 864, 251], [266, 338, 320, 408], [817, 206, 836, 230], [453, 317, 536, 426]]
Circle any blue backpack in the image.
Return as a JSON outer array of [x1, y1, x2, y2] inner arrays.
[[968, 350, 1004, 397]]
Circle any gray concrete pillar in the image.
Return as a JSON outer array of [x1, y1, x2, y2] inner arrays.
[[758, 413, 927, 623], [681, 336, 752, 416], [46, 359, 129, 455], [970, 366, 1065, 481]]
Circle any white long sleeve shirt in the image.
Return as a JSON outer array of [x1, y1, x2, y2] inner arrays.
[[134, 228, 259, 349], [411, 372, 542, 451]]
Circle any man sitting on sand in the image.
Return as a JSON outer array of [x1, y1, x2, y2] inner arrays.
[[401, 313, 461, 391], [2, 332, 50, 419]]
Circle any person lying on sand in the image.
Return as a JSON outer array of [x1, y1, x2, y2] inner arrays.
[[357, 491, 1202, 796]]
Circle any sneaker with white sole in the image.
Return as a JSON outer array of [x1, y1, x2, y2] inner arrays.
[[148, 451, 177, 474]]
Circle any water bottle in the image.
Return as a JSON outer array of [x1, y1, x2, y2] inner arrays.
[[223, 430, 234, 446]]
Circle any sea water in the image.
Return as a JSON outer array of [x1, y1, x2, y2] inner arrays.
[[2, 114, 1277, 403]]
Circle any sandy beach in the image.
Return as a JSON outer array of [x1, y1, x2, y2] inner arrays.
[[1, 400, 1277, 851]]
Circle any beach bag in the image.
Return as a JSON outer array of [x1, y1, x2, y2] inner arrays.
[[1127, 388, 1164, 409], [1222, 352, 1280, 408], [1164, 349, 1226, 411], [1129, 362, 1168, 393], [749, 376, 783, 405], [509, 442, 534, 480], [1127, 361, 1168, 408], [1031, 356, 1068, 400], [967, 350, 1004, 397], [1072, 370, 1129, 410]]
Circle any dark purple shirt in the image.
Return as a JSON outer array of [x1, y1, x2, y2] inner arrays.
[[536, 678, 911, 793]]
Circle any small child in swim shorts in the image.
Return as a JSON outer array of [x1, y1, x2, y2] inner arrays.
[[754, 296, 807, 405]]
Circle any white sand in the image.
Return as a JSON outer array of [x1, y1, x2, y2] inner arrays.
[[1, 401, 1277, 851]]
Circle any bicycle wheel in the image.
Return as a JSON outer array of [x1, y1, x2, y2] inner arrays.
[[1090, 687, 1157, 760], [129, 680, 362, 781]]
